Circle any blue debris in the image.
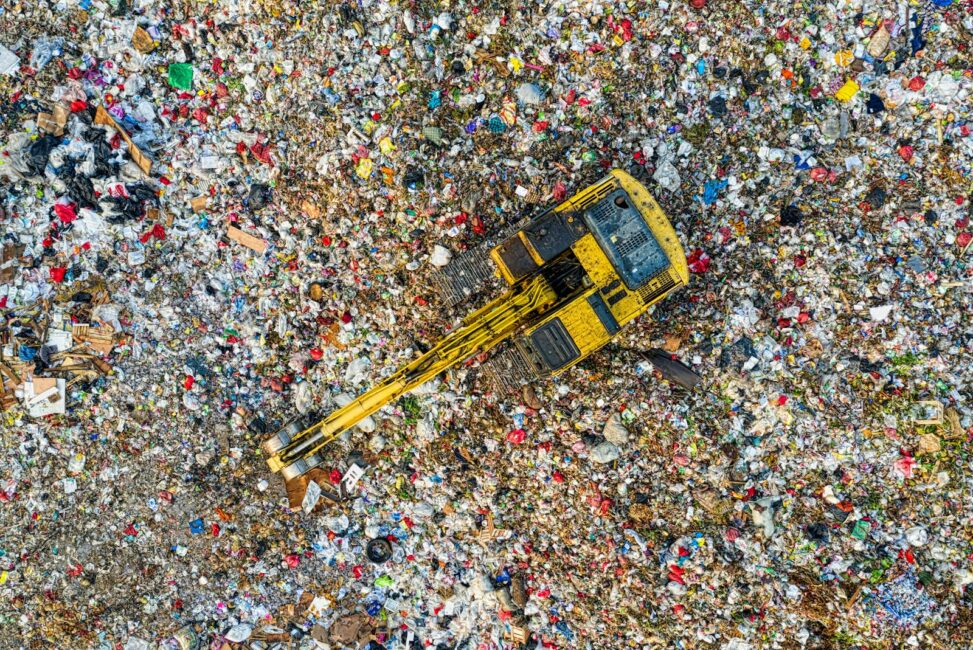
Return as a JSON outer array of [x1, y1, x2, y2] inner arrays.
[[701, 179, 728, 205]]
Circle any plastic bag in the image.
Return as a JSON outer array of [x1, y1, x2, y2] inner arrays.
[[64, 170, 99, 211], [25, 135, 61, 177], [247, 183, 272, 210], [29, 37, 64, 71]]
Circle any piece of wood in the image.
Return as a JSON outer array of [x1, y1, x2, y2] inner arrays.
[[94, 105, 152, 175], [227, 226, 268, 253], [32, 377, 57, 395], [73, 323, 115, 355]]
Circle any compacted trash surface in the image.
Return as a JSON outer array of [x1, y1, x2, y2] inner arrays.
[[1, 0, 973, 648]]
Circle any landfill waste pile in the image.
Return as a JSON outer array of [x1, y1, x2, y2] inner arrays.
[[1, 0, 973, 648]]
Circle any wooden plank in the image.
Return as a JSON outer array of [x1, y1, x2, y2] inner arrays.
[[94, 105, 152, 175], [227, 226, 268, 253]]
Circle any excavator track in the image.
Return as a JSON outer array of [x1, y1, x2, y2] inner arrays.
[[478, 342, 538, 394], [430, 215, 533, 308], [430, 245, 498, 308]]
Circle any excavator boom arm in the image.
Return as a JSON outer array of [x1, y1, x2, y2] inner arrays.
[[263, 276, 556, 479]]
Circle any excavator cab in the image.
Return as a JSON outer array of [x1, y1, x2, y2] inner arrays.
[[480, 170, 689, 390], [262, 170, 690, 507]]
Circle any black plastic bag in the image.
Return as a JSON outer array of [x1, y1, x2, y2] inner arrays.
[[26, 135, 60, 177], [104, 183, 157, 223], [66, 173, 99, 211], [780, 205, 804, 227], [91, 139, 118, 178], [126, 182, 159, 205], [247, 183, 272, 210], [105, 195, 144, 223]]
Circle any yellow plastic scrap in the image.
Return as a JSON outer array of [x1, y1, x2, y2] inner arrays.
[[835, 80, 860, 102], [834, 50, 854, 67], [356, 158, 373, 179], [378, 137, 395, 155]]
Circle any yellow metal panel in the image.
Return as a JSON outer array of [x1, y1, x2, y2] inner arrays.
[[572, 234, 616, 286], [489, 247, 518, 285], [562, 176, 617, 213], [608, 290, 644, 325], [570, 234, 643, 323], [553, 293, 614, 356], [519, 289, 615, 378], [518, 231, 545, 266]]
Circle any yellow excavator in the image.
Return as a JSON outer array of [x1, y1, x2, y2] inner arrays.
[[262, 169, 694, 506]]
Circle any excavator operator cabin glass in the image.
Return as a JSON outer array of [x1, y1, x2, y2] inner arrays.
[[583, 189, 670, 289]]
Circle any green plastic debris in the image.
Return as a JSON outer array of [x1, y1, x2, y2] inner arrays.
[[851, 520, 870, 540], [168, 63, 194, 90], [374, 574, 394, 588]]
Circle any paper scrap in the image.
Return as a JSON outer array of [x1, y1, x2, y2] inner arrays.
[[869, 304, 894, 322], [45, 328, 73, 353], [340, 463, 366, 495], [0, 45, 19, 76], [37, 105, 69, 136], [301, 479, 322, 513]]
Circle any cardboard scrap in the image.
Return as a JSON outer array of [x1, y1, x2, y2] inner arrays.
[[227, 226, 268, 253], [309, 625, 328, 643], [329, 613, 371, 646], [913, 400, 944, 426], [94, 105, 152, 175], [477, 512, 506, 544], [190, 195, 208, 212], [24, 377, 66, 417], [31, 377, 57, 395], [301, 200, 321, 219], [917, 433, 941, 455], [37, 105, 69, 136], [946, 408, 964, 439], [0, 243, 24, 283], [131, 26, 156, 53], [319, 321, 346, 350], [0, 359, 27, 410], [505, 626, 530, 644]]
